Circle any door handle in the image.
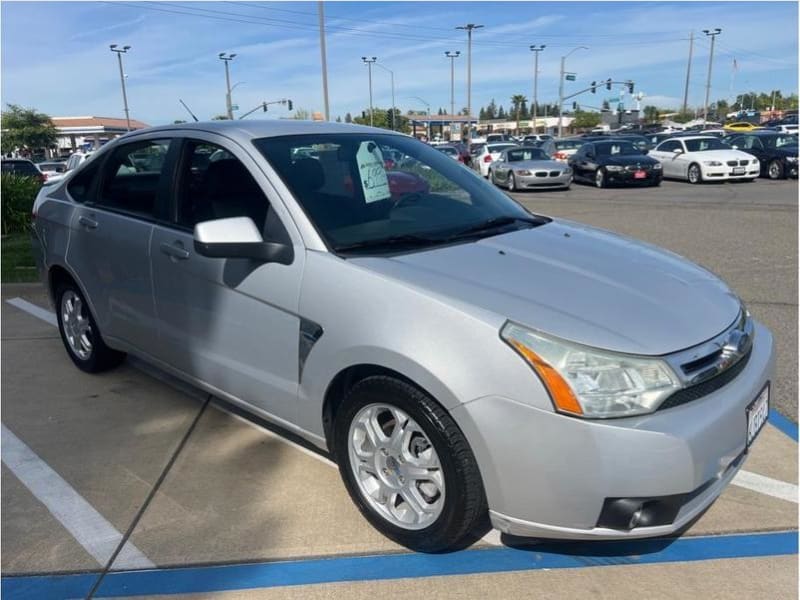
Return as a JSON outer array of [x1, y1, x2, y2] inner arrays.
[[160, 242, 190, 260], [78, 216, 98, 229]]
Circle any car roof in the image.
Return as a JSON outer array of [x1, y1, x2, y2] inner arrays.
[[1, 158, 35, 163], [669, 135, 719, 141], [121, 119, 399, 144]]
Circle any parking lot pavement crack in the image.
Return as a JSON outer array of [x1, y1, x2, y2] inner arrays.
[[86, 394, 212, 599]]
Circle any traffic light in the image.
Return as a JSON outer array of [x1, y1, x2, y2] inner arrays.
[[627, 81, 634, 94], [591, 81, 596, 94], [262, 103, 268, 112], [572, 101, 578, 110], [287, 99, 293, 111], [606, 78, 612, 91]]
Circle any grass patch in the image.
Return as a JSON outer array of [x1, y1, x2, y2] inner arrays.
[[2, 232, 38, 283]]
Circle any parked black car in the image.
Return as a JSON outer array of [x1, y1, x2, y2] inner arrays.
[[725, 131, 798, 179], [568, 139, 662, 188], [1, 158, 45, 183]]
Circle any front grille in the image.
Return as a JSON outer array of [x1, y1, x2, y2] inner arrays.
[[739, 160, 749, 166], [625, 165, 649, 172], [535, 171, 548, 178], [657, 350, 752, 411], [726, 160, 738, 167], [549, 170, 561, 177]]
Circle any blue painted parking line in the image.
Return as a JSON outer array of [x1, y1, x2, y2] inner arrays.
[[769, 410, 799, 442], [3, 531, 796, 599]]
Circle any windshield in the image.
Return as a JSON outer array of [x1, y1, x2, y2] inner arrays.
[[487, 144, 517, 154], [437, 146, 457, 155], [506, 148, 549, 162], [594, 141, 641, 156], [555, 140, 582, 150], [255, 133, 542, 253], [684, 138, 729, 152]]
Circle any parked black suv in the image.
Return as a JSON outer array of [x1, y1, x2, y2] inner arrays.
[[568, 139, 662, 188], [725, 131, 798, 179], [1, 158, 45, 183]]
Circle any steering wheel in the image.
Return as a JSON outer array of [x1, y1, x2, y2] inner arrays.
[[392, 191, 425, 210]]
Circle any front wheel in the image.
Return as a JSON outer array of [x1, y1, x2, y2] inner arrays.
[[595, 169, 606, 188], [56, 282, 126, 373], [768, 159, 784, 180], [687, 163, 702, 184], [508, 172, 517, 191], [334, 376, 487, 552]]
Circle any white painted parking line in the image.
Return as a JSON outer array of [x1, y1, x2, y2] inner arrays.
[[9, 297, 796, 545], [1, 424, 155, 569], [732, 470, 799, 504], [6, 297, 57, 327]]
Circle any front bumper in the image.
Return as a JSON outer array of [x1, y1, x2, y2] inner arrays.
[[605, 169, 662, 185], [517, 173, 572, 188], [701, 165, 760, 180], [451, 320, 775, 540]]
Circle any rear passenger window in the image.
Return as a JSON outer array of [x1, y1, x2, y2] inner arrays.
[[176, 141, 269, 232], [97, 140, 171, 218]]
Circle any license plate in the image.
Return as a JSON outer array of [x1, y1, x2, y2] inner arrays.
[[733, 166, 745, 175], [634, 170, 646, 179], [746, 384, 770, 448]]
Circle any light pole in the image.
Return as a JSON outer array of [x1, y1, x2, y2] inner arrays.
[[318, 1, 330, 121], [445, 51, 460, 138], [219, 52, 237, 119], [362, 56, 377, 126], [529, 45, 545, 134], [408, 96, 431, 139], [558, 45, 588, 138], [456, 23, 483, 145], [375, 61, 396, 131], [702, 28, 722, 123], [109, 44, 131, 131]]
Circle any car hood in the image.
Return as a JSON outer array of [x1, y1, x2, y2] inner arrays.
[[508, 160, 566, 170], [351, 220, 740, 355], [601, 155, 659, 167], [690, 149, 754, 161]]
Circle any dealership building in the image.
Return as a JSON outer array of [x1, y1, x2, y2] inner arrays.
[[51, 116, 149, 156]]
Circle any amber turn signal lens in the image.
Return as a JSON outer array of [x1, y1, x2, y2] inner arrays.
[[509, 339, 584, 416]]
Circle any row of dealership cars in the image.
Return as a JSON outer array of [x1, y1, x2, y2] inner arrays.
[[448, 128, 798, 191]]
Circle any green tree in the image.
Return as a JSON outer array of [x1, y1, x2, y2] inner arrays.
[[571, 110, 601, 129], [293, 108, 310, 120], [642, 105, 660, 122], [497, 105, 507, 119], [353, 107, 408, 132], [344, 112, 353, 123], [173, 119, 187, 124], [485, 99, 497, 119], [1, 104, 58, 155], [211, 115, 229, 120], [510, 94, 527, 131]]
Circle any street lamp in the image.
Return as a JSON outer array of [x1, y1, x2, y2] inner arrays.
[[218, 52, 237, 119], [362, 56, 377, 126], [529, 45, 545, 134], [109, 44, 132, 131], [445, 51, 460, 139], [408, 96, 431, 139], [456, 23, 483, 146], [702, 28, 722, 123], [558, 45, 588, 138], [375, 61, 396, 131]]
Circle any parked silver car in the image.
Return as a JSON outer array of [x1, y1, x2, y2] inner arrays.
[[32, 121, 774, 552], [489, 147, 572, 190]]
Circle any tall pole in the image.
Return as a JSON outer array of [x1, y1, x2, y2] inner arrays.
[[558, 46, 588, 138], [457, 24, 483, 145], [682, 31, 694, 115], [318, 1, 330, 121], [375, 62, 395, 131], [219, 52, 237, 119], [362, 56, 376, 126], [445, 51, 460, 140], [530, 45, 545, 134], [109, 45, 132, 131], [702, 28, 721, 123]]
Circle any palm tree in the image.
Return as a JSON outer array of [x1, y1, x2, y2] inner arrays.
[[510, 94, 527, 133]]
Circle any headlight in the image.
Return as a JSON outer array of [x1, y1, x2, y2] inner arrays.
[[703, 161, 723, 166], [515, 170, 532, 176], [563, 167, 573, 174], [786, 156, 798, 163], [501, 322, 681, 418], [605, 165, 624, 172], [653, 163, 662, 169]]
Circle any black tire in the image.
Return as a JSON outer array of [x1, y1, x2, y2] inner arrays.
[[651, 178, 662, 187], [508, 172, 517, 192], [687, 163, 702, 184], [55, 281, 126, 373], [333, 376, 487, 553], [595, 168, 605, 188], [767, 159, 784, 180]]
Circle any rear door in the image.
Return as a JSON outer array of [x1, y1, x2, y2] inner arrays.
[[67, 136, 176, 354], [149, 133, 305, 424]]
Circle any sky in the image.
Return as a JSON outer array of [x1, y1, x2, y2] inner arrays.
[[1, 1, 797, 126]]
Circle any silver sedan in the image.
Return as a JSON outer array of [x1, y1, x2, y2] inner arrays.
[[489, 147, 573, 191]]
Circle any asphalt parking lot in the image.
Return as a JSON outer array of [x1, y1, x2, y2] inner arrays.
[[1, 177, 798, 599]]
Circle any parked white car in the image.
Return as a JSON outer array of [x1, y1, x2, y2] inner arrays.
[[44, 152, 95, 185], [648, 136, 759, 183], [472, 143, 518, 177]]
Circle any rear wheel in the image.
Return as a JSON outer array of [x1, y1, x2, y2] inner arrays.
[[768, 159, 784, 180], [56, 282, 125, 373], [334, 376, 486, 552], [687, 163, 702, 184]]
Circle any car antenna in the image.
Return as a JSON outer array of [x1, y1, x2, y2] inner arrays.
[[179, 99, 199, 122]]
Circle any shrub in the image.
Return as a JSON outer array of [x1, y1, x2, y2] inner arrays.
[[1, 173, 40, 234]]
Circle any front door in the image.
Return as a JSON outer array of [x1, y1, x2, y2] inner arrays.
[[149, 136, 304, 424]]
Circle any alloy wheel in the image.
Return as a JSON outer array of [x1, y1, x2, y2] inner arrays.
[[61, 290, 93, 360]]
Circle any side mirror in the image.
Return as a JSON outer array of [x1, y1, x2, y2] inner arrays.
[[194, 216, 293, 265], [673, 148, 683, 155], [732, 145, 739, 150]]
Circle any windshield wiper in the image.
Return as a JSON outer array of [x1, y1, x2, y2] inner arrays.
[[334, 233, 443, 253], [444, 215, 546, 241]]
